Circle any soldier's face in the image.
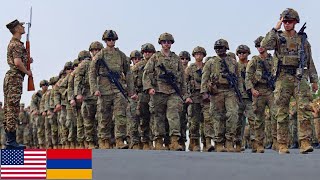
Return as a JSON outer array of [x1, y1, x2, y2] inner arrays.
[[106, 39, 116, 47], [42, 85, 48, 91], [214, 47, 227, 56], [237, 52, 248, 60], [161, 40, 172, 50], [17, 24, 25, 34], [257, 47, 266, 54], [90, 49, 100, 57], [180, 58, 189, 65], [131, 57, 141, 65], [143, 52, 154, 59], [194, 53, 204, 62], [283, 19, 297, 31]]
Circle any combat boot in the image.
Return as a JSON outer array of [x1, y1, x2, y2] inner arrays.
[[142, 142, 151, 150], [225, 140, 234, 152], [88, 142, 95, 149], [5, 131, 26, 150], [256, 142, 265, 153], [53, 145, 58, 149], [251, 140, 257, 153], [58, 144, 62, 149], [39, 144, 46, 149], [215, 142, 227, 152], [278, 143, 290, 154], [98, 139, 105, 149], [77, 142, 85, 149], [265, 143, 272, 149], [192, 139, 201, 152], [169, 136, 183, 151], [188, 139, 195, 151], [131, 143, 140, 150], [235, 142, 242, 153], [299, 139, 313, 154], [272, 138, 278, 151], [84, 141, 89, 149], [64, 142, 70, 149], [203, 138, 215, 152], [155, 138, 166, 150], [116, 138, 129, 149], [70, 142, 76, 149], [315, 143, 320, 149]]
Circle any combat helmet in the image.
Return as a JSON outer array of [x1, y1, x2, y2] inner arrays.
[[130, 50, 143, 59], [49, 76, 59, 85], [236, 45, 251, 55], [141, 43, 156, 53], [192, 46, 207, 57], [39, 80, 49, 88], [158, 32, 174, 44], [89, 41, 104, 51], [280, 8, 300, 23], [179, 51, 191, 61], [64, 61, 73, 70], [214, 39, 229, 50], [102, 30, 118, 41], [254, 36, 264, 47], [78, 50, 91, 60]]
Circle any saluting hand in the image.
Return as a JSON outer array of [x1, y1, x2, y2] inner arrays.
[[275, 17, 284, 30]]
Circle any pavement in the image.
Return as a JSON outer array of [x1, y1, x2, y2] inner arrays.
[[92, 149, 320, 180]]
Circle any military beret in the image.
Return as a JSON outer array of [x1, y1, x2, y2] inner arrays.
[[6, 19, 24, 30]]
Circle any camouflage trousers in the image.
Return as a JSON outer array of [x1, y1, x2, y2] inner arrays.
[[252, 88, 277, 143], [97, 93, 127, 140], [3, 73, 23, 132], [138, 93, 151, 143], [44, 116, 52, 147], [127, 99, 140, 146], [0, 127, 5, 148], [47, 111, 58, 146], [31, 117, 38, 147], [58, 106, 68, 145], [36, 115, 45, 146], [203, 101, 214, 139], [75, 103, 84, 143], [66, 105, 77, 143], [289, 113, 298, 145], [180, 103, 188, 143], [150, 93, 183, 138], [314, 118, 320, 143], [264, 112, 274, 146], [274, 73, 313, 144], [210, 90, 239, 143], [238, 98, 255, 144], [188, 103, 203, 140], [17, 124, 31, 146], [81, 99, 97, 143]]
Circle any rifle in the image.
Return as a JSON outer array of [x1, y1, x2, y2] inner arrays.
[[221, 58, 243, 104], [297, 22, 307, 92], [158, 63, 184, 101], [97, 59, 130, 102], [26, 7, 35, 91], [260, 60, 275, 91], [240, 70, 252, 101]]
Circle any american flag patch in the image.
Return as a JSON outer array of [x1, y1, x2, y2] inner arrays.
[[1, 149, 47, 179]]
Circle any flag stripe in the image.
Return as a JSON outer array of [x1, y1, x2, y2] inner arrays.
[[1, 174, 46, 177], [0, 177, 45, 179], [1, 165, 46, 168], [1, 170, 47, 172], [47, 159, 92, 169], [47, 149, 92, 159], [47, 169, 92, 179]]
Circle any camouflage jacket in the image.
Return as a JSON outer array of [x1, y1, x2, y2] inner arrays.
[[6, 37, 27, 77], [39, 91, 46, 114], [245, 54, 273, 91], [261, 29, 318, 83], [18, 110, 29, 125], [44, 89, 53, 112], [89, 48, 133, 96], [30, 90, 43, 113], [143, 51, 186, 96], [54, 74, 68, 106], [131, 59, 148, 94], [201, 55, 239, 94], [0, 109, 3, 128], [74, 60, 96, 100], [185, 62, 203, 103], [238, 61, 250, 99]]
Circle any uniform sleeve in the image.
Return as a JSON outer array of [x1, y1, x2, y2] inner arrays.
[[44, 91, 51, 111], [306, 41, 318, 83], [74, 63, 85, 97], [142, 55, 156, 92], [245, 58, 256, 90], [122, 52, 134, 96], [39, 95, 46, 113], [184, 66, 192, 99], [53, 83, 61, 106], [30, 94, 38, 112], [12, 43, 25, 59], [261, 29, 278, 50], [200, 60, 212, 94], [89, 52, 102, 95], [178, 59, 187, 98], [67, 74, 75, 101]]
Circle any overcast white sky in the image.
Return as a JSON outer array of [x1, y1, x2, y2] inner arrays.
[[0, 0, 319, 105]]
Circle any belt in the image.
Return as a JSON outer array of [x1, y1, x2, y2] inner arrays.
[[254, 83, 269, 89]]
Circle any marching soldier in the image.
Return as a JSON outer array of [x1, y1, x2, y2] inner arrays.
[[261, 8, 318, 154]]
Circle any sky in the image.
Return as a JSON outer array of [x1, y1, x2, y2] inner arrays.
[[0, 0, 319, 105]]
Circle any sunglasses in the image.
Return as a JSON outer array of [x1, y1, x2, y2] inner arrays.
[[91, 48, 101, 51], [106, 39, 116, 42], [143, 51, 154, 54], [214, 46, 225, 50], [66, 68, 74, 70], [180, 58, 189, 60], [255, 43, 261, 48], [283, 20, 295, 24], [238, 52, 247, 55], [161, 40, 172, 44]]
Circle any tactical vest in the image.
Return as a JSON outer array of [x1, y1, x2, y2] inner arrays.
[[254, 55, 273, 83], [187, 63, 203, 92], [277, 32, 302, 67], [211, 56, 237, 85]]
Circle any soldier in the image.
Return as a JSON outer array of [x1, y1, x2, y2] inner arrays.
[[3, 20, 33, 149], [39, 80, 52, 149], [261, 8, 318, 154], [185, 46, 209, 152], [130, 43, 156, 150], [17, 103, 31, 148], [0, 102, 4, 149], [143, 32, 191, 151], [245, 37, 277, 153], [89, 30, 132, 149], [127, 50, 143, 149], [178, 51, 191, 150], [201, 39, 239, 152], [54, 62, 73, 149], [236, 45, 255, 152], [74, 49, 100, 149], [30, 80, 49, 149], [45, 76, 59, 149]]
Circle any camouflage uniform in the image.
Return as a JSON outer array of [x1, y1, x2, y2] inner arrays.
[[245, 51, 277, 153], [201, 39, 239, 152], [74, 51, 98, 149], [3, 20, 28, 149], [289, 99, 298, 147], [0, 103, 5, 148], [143, 33, 186, 151], [30, 90, 45, 148], [89, 30, 132, 149], [17, 104, 30, 147], [261, 8, 318, 153]]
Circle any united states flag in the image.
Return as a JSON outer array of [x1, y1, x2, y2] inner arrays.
[[1, 149, 47, 179]]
